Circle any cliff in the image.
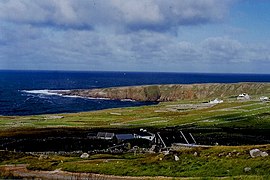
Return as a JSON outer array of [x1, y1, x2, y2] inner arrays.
[[60, 83, 270, 102]]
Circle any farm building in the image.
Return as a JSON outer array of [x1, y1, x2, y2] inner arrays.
[[209, 98, 223, 104], [96, 132, 115, 140], [237, 93, 250, 100], [115, 134, 134, 142], [134, 129, 155, 141], [260, 96, 269, 101]]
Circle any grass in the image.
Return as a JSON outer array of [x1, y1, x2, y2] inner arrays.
[[1, 145, 269, 178], [0, 101, 269, 135], [0, 99, 270, 178]]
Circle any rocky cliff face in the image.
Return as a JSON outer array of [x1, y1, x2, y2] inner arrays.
[[61, 83, 270, 102]]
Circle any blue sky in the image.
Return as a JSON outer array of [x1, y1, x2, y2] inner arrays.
[[0, 0, 270, 74]]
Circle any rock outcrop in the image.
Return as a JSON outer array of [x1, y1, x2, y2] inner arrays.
[[249, 149, 269, 158], [80, 153, 89, 159], [59, 83, 270, 102]]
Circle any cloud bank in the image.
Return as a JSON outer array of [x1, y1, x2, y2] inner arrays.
[[0, 0, 270, 73], [0, 0, 234, 30]]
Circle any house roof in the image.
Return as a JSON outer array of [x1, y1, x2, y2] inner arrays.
[[239, 93, 249, 97], [115, 134, 134, 140], [136, 131, 154, 137], [97, 132, 115, 139]]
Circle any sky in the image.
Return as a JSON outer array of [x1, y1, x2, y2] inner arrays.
[[0, 0, 270, 74]]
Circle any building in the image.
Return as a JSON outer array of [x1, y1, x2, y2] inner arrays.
[[209, 98, 224, 104], [134, 129, 155, 141], [96, 132, 115, 140], [237, 93, 250, 100], [115, 134, 134, 142], [260, 96, 269, 101]]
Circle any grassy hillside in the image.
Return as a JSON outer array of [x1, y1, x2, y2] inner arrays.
[[1, 145, 270, 179], [1, 100, 270, 132], [63, 83, 270, 101], [1, 90, 270, 178]]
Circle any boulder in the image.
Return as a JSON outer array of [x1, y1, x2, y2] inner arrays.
[[260, 151, 269, 157], [38, 154, 48, 160], [80, 153, 89, 159], [163, 151, 170, 155], [249, 149, 269, 158], [249, 149, 261, 158], [244, 167, 251, 173], [174, 155, 179, 161]]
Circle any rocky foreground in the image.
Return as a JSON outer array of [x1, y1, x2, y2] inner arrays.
[[59, 83, 270, 102]]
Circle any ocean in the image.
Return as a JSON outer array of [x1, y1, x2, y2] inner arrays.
[[1, 70, 270, 116]]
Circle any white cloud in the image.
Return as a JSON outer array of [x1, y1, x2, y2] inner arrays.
[[201, 37, 243, 62], [0, 0, 236, 30], [1, 20, 270, 72], [1, 0, 270, 73], [111, 0, 163, 25]]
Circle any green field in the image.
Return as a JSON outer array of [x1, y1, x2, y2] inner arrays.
[[0, 100, 270, 132], [0, 99, 270, 179]]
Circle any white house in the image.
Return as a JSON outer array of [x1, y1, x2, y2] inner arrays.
[[260, 96, 269, 101], [209, 98, 224, 104], [134, 129, 155, 141], [237, 93, 250, 100]]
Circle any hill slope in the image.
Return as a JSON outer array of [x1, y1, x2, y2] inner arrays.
[[61, 83, 270, 101]]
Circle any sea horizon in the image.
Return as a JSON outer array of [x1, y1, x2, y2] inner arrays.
[[1, 69, 270, 76], [1, 70, 270, 116]]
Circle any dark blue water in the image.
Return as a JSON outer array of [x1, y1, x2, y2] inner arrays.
[[1, 70, 270, 116]]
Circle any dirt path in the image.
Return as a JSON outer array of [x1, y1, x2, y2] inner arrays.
[[0, 164, 198, 180]]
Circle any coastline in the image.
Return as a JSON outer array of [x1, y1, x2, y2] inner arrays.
[[57, 82, 270, 102], [1, 82, 270, 178]]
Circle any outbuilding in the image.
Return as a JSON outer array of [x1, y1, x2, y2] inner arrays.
[[115, 134, 134, 142], [134, 129, 155, 141], [96, 132, 115, 140], [209, 98, 224, 104], [260, 96, 269, 101], [237, 93, 250, 100]]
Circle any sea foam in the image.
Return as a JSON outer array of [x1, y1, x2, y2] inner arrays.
[[21, 90, 111, 100], [21, 90, 69, 96]]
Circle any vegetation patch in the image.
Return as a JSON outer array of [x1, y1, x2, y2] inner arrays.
[[1, 145, 269, 178], [1, 96, 270, 178]]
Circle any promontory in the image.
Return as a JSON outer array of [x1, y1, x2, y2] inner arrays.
[[58, 82, 270, 102]]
